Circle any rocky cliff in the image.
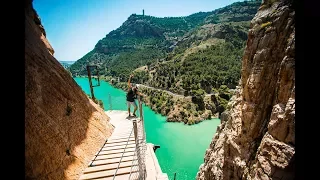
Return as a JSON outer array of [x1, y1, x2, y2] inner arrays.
[[196, 0, 295, 179], [25, 1, 114, 179]]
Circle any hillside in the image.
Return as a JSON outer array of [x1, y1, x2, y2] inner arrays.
[[69, 1, 261, 84], [59, 61, 75, 69], [69, 1, 261, 124], [25, 1, 114, 179], [69, 12, 211, 78], [147, 1, 261, 96]]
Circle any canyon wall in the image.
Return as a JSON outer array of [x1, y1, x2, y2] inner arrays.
[[25, 0, 114, 179], [196, 0, 295, 179]]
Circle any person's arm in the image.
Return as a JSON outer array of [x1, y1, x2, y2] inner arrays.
[[128, 74, 133, 90], [136, 91, 145, 97]]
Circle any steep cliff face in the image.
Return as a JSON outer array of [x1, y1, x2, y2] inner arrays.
[[196, 0, 295, 179], [25, 1, 114, 179]]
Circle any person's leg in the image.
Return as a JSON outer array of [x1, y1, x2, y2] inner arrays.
[[133, 100, 138, 116], [127, 101, 131, 116]]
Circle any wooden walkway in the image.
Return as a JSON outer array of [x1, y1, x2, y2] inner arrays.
[[79, 111, 141, 180], [79, 110, 168, 180]]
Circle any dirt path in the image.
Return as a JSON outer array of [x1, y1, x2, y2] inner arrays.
[[137, 84, 214, 98]]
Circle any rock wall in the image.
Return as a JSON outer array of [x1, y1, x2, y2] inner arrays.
[[25, 0, 114, 179], [196, 0, 295, 179]]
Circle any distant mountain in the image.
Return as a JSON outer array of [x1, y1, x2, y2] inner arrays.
[[69, 11, 212, 78], [59, 61, 75, 69]]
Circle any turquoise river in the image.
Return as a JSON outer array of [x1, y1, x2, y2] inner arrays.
[[74, 77, 220, 180]]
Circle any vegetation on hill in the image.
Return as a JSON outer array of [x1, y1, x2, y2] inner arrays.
[[69, 1, 261, 123], [69, 1, 260, 80], [112, 81, 234, 124]]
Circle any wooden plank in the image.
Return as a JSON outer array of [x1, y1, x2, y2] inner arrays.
[[115, 126, 132, 128], [83, 161, 138, 174], [112, 131, 132, 134], [79, 166, 139, 180], [91, 156, 137, 166], [98, 147, 136, 155], [106, 139, 135, 145], [104, 142, 136, 148], [101, 144, 136, 151], [112, 130, 133, 135], [108, 137, 134, 142], [112, 131, 133, 134], [111, 134, 133, 138], [109, 135, 134, 140], [95, 151, 135, 160], [107, 138, 135, 144], [91, 172, 140, 180], [109, 135, 134, 139], [113, 128, 132, 132], [112, 130, 132, 133]]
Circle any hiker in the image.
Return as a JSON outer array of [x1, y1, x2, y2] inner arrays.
[[127, 74, 144, 117]]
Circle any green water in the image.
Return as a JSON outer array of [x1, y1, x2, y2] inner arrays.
[[74, 77, 220, 180]]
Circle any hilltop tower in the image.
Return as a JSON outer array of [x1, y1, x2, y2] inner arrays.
[[143, 9, 144, 16]]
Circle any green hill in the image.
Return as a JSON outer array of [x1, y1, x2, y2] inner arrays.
[[69, 1, 261, 85], [139, 1, 260, 95]]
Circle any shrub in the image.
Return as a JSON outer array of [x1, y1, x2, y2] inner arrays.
[[93, 98, 104, 109], [260, 22, 272, 29], [212, 88, 219, 94]]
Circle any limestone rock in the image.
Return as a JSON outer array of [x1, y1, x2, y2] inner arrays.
[[196, 0, 295, 179], [25, 1, 114, 179]]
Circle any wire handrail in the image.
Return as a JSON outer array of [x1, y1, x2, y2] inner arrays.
[[128, 146, 138, 179], [89, 139, 108, 167], [109, 93, 112, 110], [112, 126, 134, 180], [108, 93, 147, 179]]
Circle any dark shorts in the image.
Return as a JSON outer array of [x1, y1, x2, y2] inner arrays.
[[127, 100, 137, 108]]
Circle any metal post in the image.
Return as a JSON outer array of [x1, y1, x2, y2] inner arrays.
[[133, 120, 143, 179], [138, 97, 145, 142], [96, 68, 100, 86], [138, 96, 146, 179], [138, 96, 143, 121], [87, 66, 95, 101], [109, 93, 112, 110]]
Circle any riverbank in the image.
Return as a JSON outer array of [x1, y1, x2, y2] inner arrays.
[[109, 81, 229, 125]]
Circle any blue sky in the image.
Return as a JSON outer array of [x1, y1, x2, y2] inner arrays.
[[33, 0, 243, 61]]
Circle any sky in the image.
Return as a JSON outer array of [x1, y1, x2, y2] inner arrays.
[[33, 0, 243, 61]]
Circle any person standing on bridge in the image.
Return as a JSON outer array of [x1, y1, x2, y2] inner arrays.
[[127, 74, 145, 117]]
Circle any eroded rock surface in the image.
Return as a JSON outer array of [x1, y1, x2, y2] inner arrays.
[[25, 1, 114, 179], [196, 0, 295, 179]]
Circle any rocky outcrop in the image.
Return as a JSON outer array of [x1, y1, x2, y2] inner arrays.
[[196, 0, 295, 179], [25, 1, 114, 179]]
